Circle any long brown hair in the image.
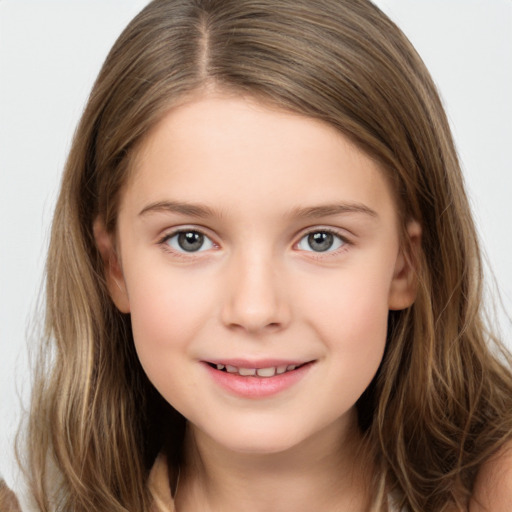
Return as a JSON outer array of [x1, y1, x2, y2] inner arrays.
[[20, 1, 512, 510]]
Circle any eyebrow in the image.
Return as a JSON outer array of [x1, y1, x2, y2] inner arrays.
[[139, 200, 217, 218], [138, 200, 378, 220], [290, 203, 378, 219]]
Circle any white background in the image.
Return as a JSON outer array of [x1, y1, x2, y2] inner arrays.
[[1, 0, 511, 492]]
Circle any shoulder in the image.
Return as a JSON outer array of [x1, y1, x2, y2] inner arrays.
[[470, 441, 512, 511], [0, 479, 22, 512]]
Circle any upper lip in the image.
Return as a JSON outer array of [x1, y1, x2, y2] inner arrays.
[[203, 358, 313, 369]]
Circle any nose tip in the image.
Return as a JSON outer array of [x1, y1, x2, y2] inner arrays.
[[222, 289, 289, 334], [225, 306, 285, 334], [220, 259, 290, 334]]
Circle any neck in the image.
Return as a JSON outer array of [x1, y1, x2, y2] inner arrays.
[[175, 411, 373, 512]]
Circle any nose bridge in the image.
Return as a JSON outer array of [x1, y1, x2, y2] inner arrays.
[[221, 242, 290, 333]]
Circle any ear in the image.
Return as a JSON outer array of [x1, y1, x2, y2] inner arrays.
[[93, 218, 130, 313], [388, 220, 422, 311]]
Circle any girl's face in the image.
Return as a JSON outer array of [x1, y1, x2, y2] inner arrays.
[[100, 93, 418, 455]]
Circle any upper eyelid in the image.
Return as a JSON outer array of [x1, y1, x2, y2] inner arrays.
[[158, 228, 217, 257], [158, 225, 216, 243], [294, 228, 351, 259], [296, 226, 351, 242]]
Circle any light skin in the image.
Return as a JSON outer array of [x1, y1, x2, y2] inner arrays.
[[470, 444, 512, 511], [95, 93, 421, 511]]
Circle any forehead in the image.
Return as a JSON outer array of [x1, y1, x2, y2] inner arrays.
[[121, 93, 397, 223]]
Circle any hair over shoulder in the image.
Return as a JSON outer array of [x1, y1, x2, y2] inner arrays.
[[0, 479, 22, 512]]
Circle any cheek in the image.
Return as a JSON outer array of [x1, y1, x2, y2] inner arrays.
[[301, 255, 393, 337], [300, 261, 392, 397], [126, 273, 217, 416], [330, 293, 387, 386], [332, 293, 388, 393], [336, 275, 390, 344], [125, 267, 213, 380]]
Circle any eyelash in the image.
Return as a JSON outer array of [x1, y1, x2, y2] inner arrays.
[[295, 228, 350, 257], [158, 228, 217, 258], [157, 227, 351, 258]]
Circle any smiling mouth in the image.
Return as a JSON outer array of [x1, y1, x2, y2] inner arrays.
[[206, 362, 310, 378]]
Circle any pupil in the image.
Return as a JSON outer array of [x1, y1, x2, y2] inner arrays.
[[308, 232, 333, 252], [178, 232, 204, 252]]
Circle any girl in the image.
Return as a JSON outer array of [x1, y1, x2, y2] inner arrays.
[[14, 0, 512, 510]]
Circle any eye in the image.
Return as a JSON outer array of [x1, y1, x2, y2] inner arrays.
[[164, 230, 215, 253], [297, 230, 346, 253]]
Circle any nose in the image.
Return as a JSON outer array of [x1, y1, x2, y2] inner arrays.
[[220, 250, 291, 334]]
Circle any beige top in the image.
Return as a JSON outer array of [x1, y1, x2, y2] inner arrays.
[[1, 461, 403, 512], [148, 454, 176, 512], [147, 457, 402, 512], [1, 463, 401, 512]]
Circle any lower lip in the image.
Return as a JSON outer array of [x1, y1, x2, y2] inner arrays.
[[203, 362, 314, 398]]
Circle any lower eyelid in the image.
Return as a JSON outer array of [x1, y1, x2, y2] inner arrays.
[[296, 230, 349, 252], [159, 229, 216, 253]]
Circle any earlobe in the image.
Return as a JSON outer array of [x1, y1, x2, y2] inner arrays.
[[93, 218, 130, 313], [388, 220, 422, 311]]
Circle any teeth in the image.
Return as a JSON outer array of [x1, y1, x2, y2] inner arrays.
[[238, 367, 256, 376], [213, 363, 302, 377], [257, 367, 276, 377]]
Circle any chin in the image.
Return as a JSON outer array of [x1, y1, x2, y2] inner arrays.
[[214, 431, 306, 456], [190, 412, 338, 457]]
